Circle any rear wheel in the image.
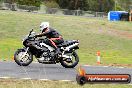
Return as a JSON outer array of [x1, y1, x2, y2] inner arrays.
[[14, 49, 33, 66], [60, 51, 79, 68]]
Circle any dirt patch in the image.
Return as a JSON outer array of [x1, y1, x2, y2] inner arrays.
[[96, 28, 132, 39], [109, 30, 132, 39]]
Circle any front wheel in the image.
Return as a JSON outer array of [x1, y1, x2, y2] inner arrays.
[[60, 51, 79, 68], [14, 48, 33, 66]]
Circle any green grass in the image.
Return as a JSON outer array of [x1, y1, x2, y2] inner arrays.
[[0, 79, 131, 88], [0, 10, 132, 65]]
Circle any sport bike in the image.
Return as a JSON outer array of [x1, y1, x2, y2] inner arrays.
[[14, 29, 79, 68]]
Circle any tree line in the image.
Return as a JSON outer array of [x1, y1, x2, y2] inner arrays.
[[1, 0, 132, 12]]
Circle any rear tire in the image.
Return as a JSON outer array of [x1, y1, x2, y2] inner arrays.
[[60, 51, 79, 68], [14, 49, 33, 66]]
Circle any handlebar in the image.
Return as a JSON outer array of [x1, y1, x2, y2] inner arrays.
[[29, 29, 33, 34], [28, 29, 34, 37]]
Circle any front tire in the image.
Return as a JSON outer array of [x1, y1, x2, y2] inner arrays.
[[14, 49, 33, 66], [60, 51, 79, 68]]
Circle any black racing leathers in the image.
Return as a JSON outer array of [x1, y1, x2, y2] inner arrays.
[[36, 28, 64, 55]]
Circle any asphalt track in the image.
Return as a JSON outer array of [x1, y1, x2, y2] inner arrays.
[[0, 62, 132, 83]]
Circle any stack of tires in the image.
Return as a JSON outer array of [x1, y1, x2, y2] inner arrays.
[[120, 12, 129, 21]]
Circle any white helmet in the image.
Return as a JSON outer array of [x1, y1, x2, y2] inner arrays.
[[40, 22, 49, 32]]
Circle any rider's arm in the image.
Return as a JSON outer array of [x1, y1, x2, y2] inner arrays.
[[35, 30, 50, 37], [35, 33, 44, 37]]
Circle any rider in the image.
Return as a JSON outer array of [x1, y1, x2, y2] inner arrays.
[[35, 22, 64, 55]]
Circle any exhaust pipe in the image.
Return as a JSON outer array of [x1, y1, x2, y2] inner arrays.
[[65, 43, 79, 51]]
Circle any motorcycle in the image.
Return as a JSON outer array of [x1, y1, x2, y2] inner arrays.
[[14, 29, 80, 68]]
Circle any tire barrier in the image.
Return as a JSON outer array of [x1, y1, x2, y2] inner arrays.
[[76, 66, 131, 85]]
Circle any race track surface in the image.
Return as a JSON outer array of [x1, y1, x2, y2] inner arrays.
[[0, 62, 132, 83]]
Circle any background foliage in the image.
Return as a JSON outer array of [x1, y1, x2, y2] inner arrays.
[[2, 0, 132, 11]]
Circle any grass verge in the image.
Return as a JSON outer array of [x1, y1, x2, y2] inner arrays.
[[0, 79, 131, 88], [0, 10, 132, 65]]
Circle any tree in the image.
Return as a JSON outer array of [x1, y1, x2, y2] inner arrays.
[[55, 0, 114, 12], [42, 0, 59, 8], [87, 0, 114, 12], [17, 0, 41, 7], [55, 0, 88, 10], [117, 0, 132, 11], [87, 0, 99, 11], [101, 0, 115, 12], [4, 0, 16, 4], [3, 0, 131, 12]]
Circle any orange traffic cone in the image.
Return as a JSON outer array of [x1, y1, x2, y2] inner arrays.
[[96, 51, 101, 64]]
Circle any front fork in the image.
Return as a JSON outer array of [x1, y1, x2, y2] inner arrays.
[[19, 47, 29, 59], [25, 47, 29, 53]]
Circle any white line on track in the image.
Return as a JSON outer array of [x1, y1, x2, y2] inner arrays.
[[0, 77, 12, 79], [0, 76, 73, 82], [83, 65, 126, 69]]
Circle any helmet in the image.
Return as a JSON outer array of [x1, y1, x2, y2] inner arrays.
[[40, 22, 49, 32]]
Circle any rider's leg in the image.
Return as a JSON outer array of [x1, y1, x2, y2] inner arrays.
[[49, 39, 61, 55]]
